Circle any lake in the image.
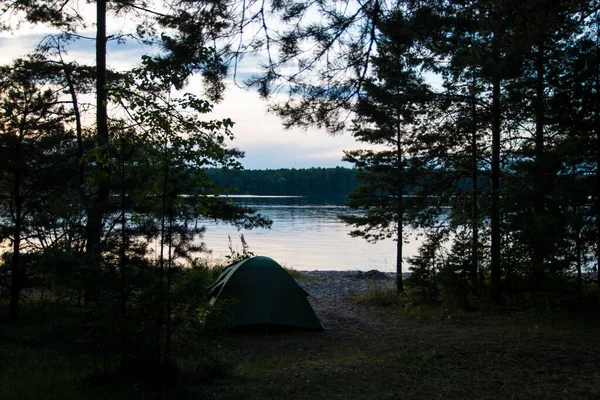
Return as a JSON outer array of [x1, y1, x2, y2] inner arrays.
[[199, 195, 423, 272]]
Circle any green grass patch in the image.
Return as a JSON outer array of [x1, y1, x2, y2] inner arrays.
[[204, 308, 600, 399], [2, 290, 600, 400], [0, 345, 93, 400], [355, 283, 399, 306]]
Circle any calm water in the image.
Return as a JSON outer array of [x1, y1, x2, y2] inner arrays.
[[199, 196, 423, 272]]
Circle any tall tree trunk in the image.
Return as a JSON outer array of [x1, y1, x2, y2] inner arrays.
[[9, 107, 28, 321], [156, 129, 171, 365], [532, 42, 546, 290], [96, 0, 108, 146], [596, 98, 600, 309], [491, 73, 502, 304], [596, 23, 600, 309], [470, 77, 479, 291], [165, 194, 174, 365], [85, 0, 109, 278], [156, 158, 168, 365], [396, 211, 403, 295], [396, 117, 404, 295], [596, 138, 600, 309], [119, 136, 127, 370], [63, 63, 85, 186], [54, 38, 85, 187], [574, 211, 582, 304], [8, 171, 22, 322], [489, 3, 504, 303]]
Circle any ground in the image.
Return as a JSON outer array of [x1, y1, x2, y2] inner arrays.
[[194, 271, 600, 399], [1, 271, 599, 399]]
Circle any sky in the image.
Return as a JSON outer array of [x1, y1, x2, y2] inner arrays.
[[0, 16, 365, 170]]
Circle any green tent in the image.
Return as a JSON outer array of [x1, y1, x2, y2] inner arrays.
[[207, 256, 324, 330]]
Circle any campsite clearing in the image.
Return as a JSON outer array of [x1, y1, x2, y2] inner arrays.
[[1, 271, 599, 399], [195, 271, 600, 399]]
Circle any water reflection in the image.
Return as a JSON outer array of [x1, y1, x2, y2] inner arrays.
[[200, 196, 422, 272]]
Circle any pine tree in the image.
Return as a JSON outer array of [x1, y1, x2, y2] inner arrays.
[[0, 0, 235, 299], [340, 10, 433, 295], [0, 56, 76, 320]]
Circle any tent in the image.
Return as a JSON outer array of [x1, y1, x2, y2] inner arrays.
[[207, 256, 324, 330]]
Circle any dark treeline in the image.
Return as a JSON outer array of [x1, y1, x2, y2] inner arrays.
[[204, 167, 488, 196], [205, 167, 359, 196]]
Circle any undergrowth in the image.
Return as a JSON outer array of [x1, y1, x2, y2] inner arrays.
[[354, 280, 600, 327], [355, 282, 399, 306]]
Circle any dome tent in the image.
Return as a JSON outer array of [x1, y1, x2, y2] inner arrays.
[[207, 256, 324, 330]]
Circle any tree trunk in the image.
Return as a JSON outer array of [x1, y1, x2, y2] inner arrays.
[[532, 42, 546, 290], [55, 38, 85, 187], [396, 117, 404, 295], [575, 212, 582, 303], [119, 137, 127, 370], [96, 0, 108, 146], [470, 77, 479, 291], [8, 174, 22, 322], [596, 24, 600, 310], [491, 73, 502, 304], [596, 145, 600, 310], [8, 106, 27, 321], [63, 62, 85, 186], [84, 0, 109, 279], [156, 131, 170, 365], [596, 105, 600, 310], [165, 194, 174, 365], [396, 215, 403, 295]]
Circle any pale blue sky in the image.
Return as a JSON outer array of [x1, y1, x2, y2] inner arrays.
[[0, 26, 364, 170]]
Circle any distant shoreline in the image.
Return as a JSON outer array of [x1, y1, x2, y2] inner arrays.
[[298, 270, 411, 278]]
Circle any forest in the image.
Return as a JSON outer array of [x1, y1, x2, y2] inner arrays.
[[1, 0, 600, 398], [204, 167, 359, 195]]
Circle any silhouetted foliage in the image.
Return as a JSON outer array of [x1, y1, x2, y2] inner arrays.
[[230, 0, 600, 309], [0, 0, 270, 386]]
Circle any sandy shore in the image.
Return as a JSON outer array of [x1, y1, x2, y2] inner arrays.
[[297, 270, 397, 332]]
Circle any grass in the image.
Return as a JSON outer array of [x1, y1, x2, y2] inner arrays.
[[355, 283, 399, 306], [196, 307, 590, 399], [0, 339, 96, 400], [1, 293, 599, 399], [196, 310, 600, 400]]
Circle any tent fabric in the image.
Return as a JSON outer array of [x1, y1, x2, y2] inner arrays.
[[207, 256, 324, 330]]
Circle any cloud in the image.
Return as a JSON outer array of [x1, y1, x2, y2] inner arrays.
[[234, 143, 354, 170], [197, 82, 370, 169], [305, 150, 350, 160], [0, 34, 46, 60], [0, 28, 369, 171]]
